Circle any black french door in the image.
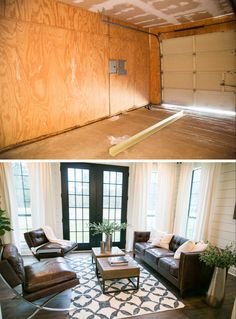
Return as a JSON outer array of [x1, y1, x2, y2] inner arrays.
[[61, 163, 129, 250]]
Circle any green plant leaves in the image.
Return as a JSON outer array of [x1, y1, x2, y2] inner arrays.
[[0, 207, 13, 237], [200, 243, 236, 268], [89, 221, 126, 235]]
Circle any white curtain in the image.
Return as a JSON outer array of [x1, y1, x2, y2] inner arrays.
[[126, 162, 152, 251], [0, 163, 21, 250], [174, 163, 193, 236], [194, 163, 221, 241], [28, 162, 63, 238], [154, 163, 177, 233]]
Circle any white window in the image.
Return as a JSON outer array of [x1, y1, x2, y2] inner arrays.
[[146, 170, 158, 230], [12, 163, 32, 251], [185, 167, 201, 239]]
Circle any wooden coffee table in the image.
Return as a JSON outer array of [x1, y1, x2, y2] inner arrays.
[[96, 257, 140, 294], [91, 246, 125, 275]]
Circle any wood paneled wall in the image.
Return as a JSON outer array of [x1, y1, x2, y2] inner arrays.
[[0, 0, 150, 150], [210, 163, 236, 275]]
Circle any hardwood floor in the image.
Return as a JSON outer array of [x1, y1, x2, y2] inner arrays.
[[0, 106, 235, 159], [1, 252, 235, 319]]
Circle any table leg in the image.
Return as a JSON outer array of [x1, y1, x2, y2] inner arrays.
[[103, 279, 105, 294], [137, 276, 140, 289]]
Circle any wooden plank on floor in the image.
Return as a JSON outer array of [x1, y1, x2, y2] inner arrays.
[[109, 110, 185, 156]]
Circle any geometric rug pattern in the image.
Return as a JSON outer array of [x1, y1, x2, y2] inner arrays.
[[67, 255, 184, 319]]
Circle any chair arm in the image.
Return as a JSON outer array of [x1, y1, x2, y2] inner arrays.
[[133, 231, 150, 251], [179, 251, 213, 296]]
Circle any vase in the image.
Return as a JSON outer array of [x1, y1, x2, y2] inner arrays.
[[100, 241, 105, 253], [206, 267, 226, 307], [105, 234, 112, 252]]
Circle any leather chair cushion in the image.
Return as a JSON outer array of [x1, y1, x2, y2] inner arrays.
[[36, 241, 77, 254], [158, 257, 180, 278], [145, 248, 174, 264], [169, 235, 188, 253], [26, 228, 48, 247], [24, 257, 77, 293], [2, 244, 25, 282], [135, 242, 154, 254]]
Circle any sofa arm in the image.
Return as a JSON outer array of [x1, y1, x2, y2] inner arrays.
[[133, 231, 150, 251], [179, 251, 213, 296]]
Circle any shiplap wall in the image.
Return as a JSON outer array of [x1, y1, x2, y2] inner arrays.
[[210, 162, 236, 275]]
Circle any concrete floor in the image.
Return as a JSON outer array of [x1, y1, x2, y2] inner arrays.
[[0, 107, 235, 159]]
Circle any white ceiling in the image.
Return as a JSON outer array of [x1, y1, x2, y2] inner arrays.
[[60, 0, 234, 28]]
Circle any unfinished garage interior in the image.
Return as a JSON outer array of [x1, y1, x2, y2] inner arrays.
[[0, 0, 235, 159]]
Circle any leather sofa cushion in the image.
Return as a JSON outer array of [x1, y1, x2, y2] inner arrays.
[[24, 257, 77, 293], [158, 257, 180, 278], [135, 242, 154, 254], [169, 235, 188, 253], [144, 248, 174, 264], [2, 244, 25, 282]]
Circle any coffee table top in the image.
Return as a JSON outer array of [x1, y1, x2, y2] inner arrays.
[[97, 257, 140, 280], [92, 246, 125, 258]]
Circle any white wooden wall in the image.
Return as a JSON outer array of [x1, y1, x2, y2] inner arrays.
[[210, 162, 236, 275]]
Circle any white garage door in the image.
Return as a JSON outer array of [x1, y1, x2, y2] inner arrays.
[[161, 31, 236, 112]]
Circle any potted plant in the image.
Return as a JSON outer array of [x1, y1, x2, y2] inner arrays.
[[0, 207, 13, 245], [200, 243, 236, 307], [89, 221, 126, 252]]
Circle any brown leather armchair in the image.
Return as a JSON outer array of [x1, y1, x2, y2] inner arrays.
[[24, 228, 78, 260], [0, 243, 79, 316]]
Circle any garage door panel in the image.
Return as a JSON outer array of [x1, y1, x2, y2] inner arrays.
[[196, 72, 222, 91], [196, 31, 236, 52], [162, 31, 236, 111], [163, 88, 193, 106], [164, 72, 193, 89], [196, 91, 236, 112], [196, 51, 235, 71], [162, 36, 193, 54], [163, 54, 193, 72]]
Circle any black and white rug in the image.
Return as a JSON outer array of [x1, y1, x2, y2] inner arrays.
[[68, 255, 184, 319]]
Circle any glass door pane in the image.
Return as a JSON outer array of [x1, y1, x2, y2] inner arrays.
[[103, 171, 123, 242], [67, 168, 90, 244]]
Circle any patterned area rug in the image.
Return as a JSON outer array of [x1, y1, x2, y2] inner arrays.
[[68, 255, 184, 319]]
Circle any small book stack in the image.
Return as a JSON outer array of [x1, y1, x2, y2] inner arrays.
[[108, 256, 129, 266]]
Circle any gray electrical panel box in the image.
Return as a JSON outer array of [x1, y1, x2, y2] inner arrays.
[[118, 60, 127, 75], [109, 59, 117, 74]]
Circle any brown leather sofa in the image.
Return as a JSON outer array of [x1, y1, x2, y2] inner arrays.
[[133, 231, 213, 296], [0, 243, 80, 302], [24, 228, 78, 260]]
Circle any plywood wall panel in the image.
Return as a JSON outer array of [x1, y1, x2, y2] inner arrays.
[[4, 0, 57, 25], [109, 30, 149, 114], [109, 38, 135, 114], [149, 35, 160, 104], [134, 42, 149, 107], [0, 19, 18, 148], [56, 1, 108, 34], [0, 0, 150, 150]]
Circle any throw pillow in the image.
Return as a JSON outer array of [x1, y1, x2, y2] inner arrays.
[[148, 230, 164, 242], [174, 240, 195, 259], [152, 233, 173, 250], [151, 231, 166, 245], [192, 241, 208, 252]]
